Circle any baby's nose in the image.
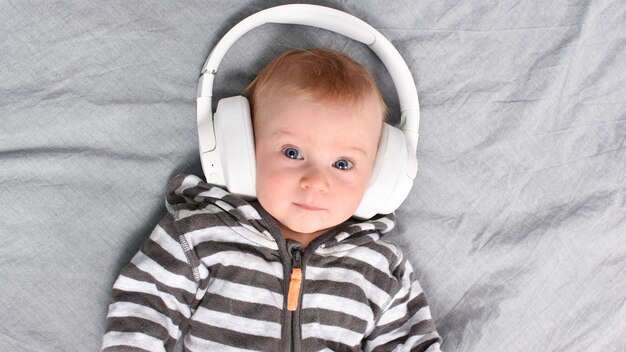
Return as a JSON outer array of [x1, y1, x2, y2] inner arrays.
[[299, 167, 329, 193]]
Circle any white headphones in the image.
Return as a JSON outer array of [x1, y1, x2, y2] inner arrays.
[[196, 4, 420, 219]]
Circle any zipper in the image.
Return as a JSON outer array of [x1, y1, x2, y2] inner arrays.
[[284, 242, 305, 352], [283, 234, 339, 351], [279, 234, 344, 351], [287, 247, 303, 311]]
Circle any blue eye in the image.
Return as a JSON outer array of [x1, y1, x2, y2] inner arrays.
[[333, 159, 354, 171], [282, 147, 303, 160]]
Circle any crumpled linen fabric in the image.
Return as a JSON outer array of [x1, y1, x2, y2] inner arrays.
[[0, 1, 624, 351]]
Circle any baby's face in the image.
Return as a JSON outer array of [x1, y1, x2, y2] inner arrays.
[[254, 93, 383, 239]]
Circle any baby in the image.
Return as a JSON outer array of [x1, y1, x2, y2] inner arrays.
[[102, 49, 442, 352]]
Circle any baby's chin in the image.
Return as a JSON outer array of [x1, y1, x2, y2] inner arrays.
[[278, 217, 341, 238], [280, 221, 329, 236]]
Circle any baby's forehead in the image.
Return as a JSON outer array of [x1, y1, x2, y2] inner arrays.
[[254, 93, 383, 149]]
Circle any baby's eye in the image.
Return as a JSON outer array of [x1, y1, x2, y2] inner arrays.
[[282, 147, 304, 160], [333, 159, 354, 171]]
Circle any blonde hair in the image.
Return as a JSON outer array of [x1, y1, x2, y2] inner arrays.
[[245, 48, 387, 120]]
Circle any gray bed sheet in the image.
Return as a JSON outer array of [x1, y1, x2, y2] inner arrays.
[[1, 1, 625, 351]]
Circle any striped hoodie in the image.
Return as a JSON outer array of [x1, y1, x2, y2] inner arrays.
[[102, 174, 442, 352]]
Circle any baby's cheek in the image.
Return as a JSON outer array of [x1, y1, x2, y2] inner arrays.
[[341, 172, 370, 193], [256, 169, 289, 207], [342, 177, 370, 210]]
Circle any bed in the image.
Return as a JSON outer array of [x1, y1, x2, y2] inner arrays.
[[1, 1, 624, 351]]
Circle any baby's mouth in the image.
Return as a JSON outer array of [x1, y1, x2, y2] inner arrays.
[[293, 203, 325, 211]]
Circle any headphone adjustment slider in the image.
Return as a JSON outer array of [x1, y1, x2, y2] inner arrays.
[[197, 73, 215, 99]]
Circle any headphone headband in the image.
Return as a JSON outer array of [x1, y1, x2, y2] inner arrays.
[[197, 4, 420, 148]]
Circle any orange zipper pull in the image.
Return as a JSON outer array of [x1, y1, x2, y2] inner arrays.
[[287, 267, 302, 311], [287, 246, 304, 311]]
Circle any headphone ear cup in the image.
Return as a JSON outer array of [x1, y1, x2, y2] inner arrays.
[[354, 123, 414, 219], [213, 96, 257, 198]]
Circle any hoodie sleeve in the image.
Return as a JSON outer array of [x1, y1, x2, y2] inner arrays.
[[101, 213, 203, 352], [363, 253, 442, 352]]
